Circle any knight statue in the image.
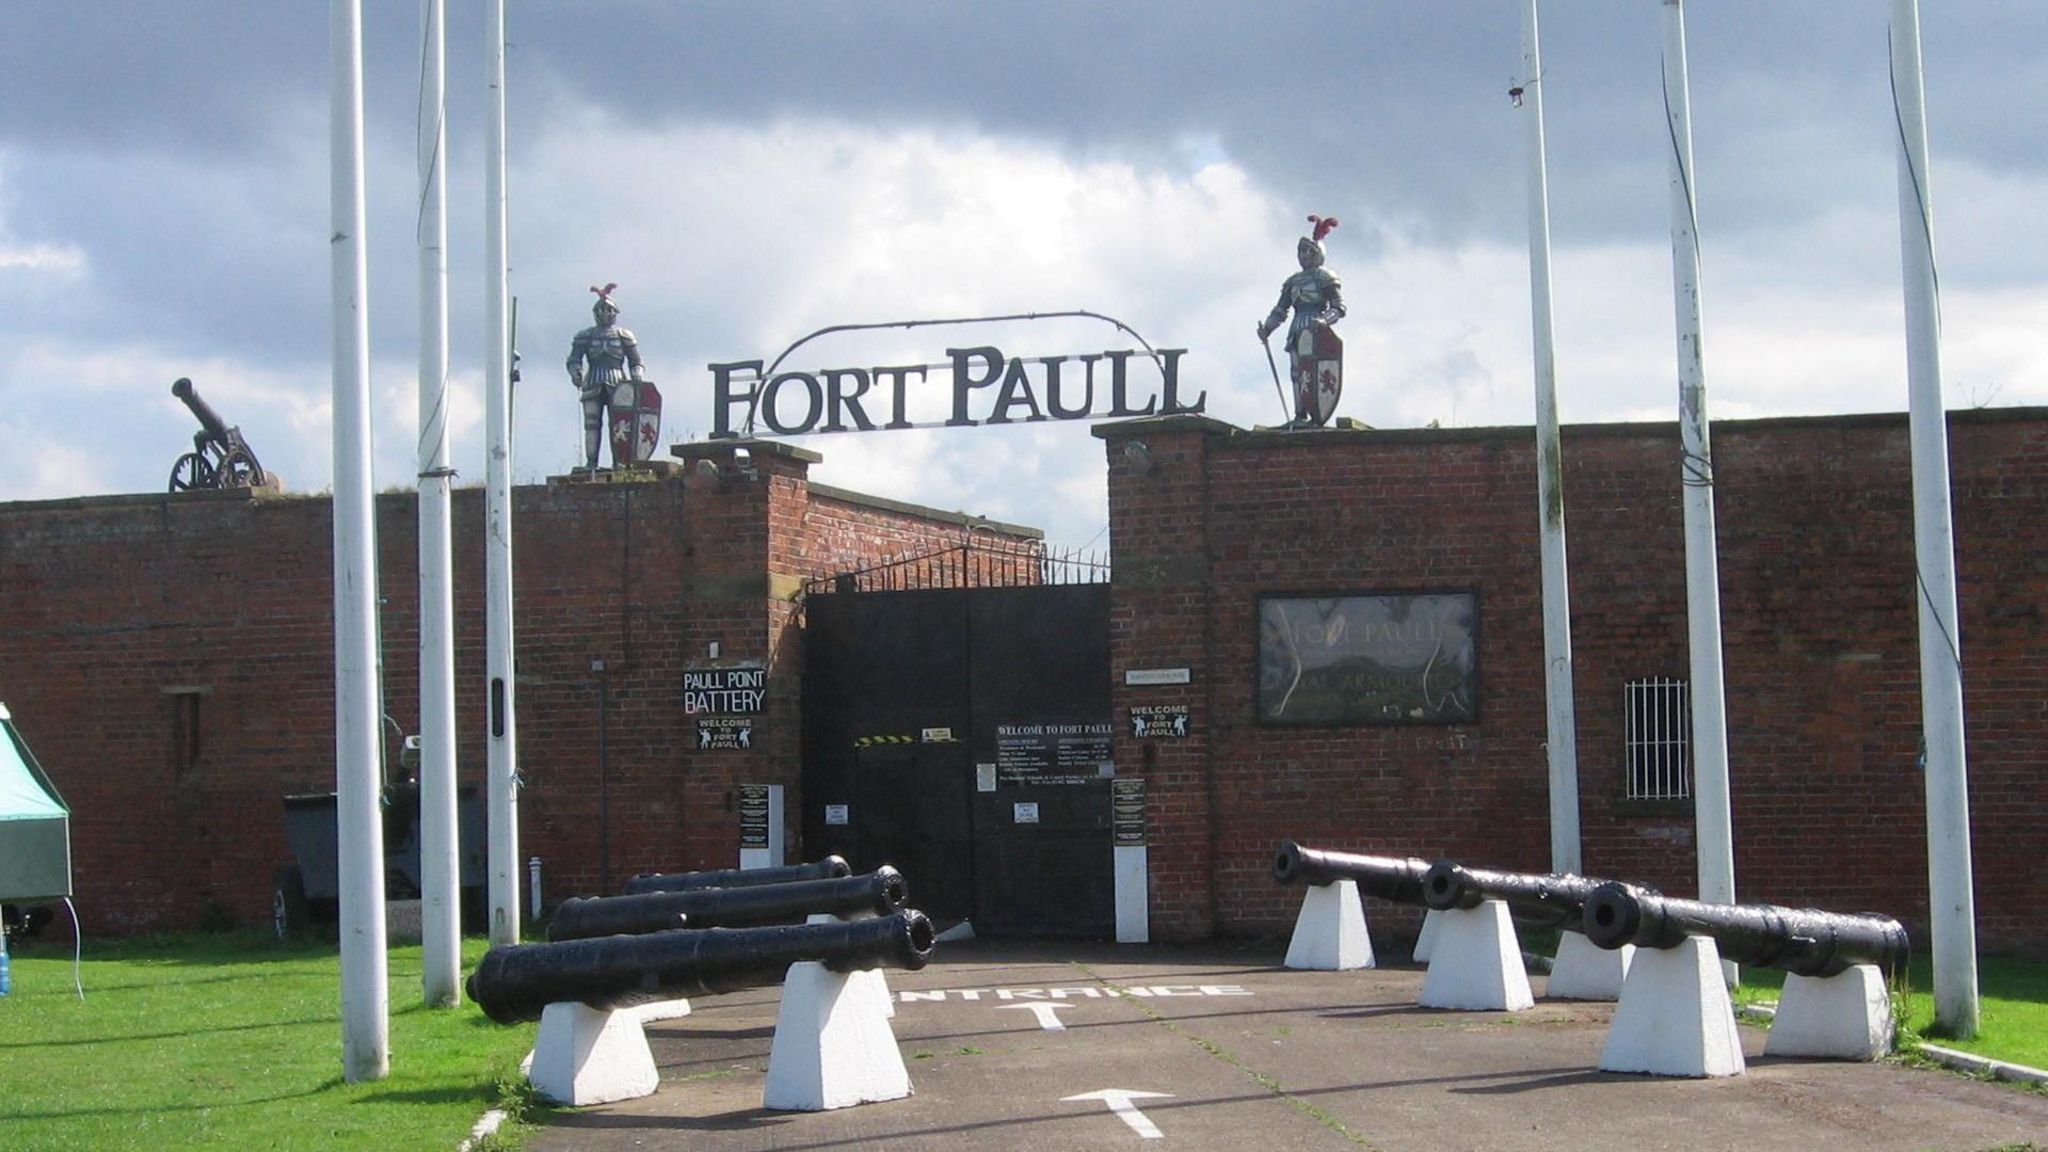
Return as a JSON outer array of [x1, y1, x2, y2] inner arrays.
[[566, 283, 661, 470], [1257, 215, 1346, 428]]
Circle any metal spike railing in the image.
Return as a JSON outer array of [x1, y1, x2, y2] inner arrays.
[[805, 539, 1109, 596]]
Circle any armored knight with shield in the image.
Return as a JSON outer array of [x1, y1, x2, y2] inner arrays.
[[566, 283, 663, 469], [1257, 215, 1346, 428]]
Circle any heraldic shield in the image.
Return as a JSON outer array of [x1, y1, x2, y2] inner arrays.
[[1293, 325, 1343, 428], [607, 379, 664, 465]]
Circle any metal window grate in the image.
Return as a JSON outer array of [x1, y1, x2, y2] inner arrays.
[[1625, 678, 1692, 800]]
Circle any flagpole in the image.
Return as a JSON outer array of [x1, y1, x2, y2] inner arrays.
[[1521, 0, 1580, 875], [330, 0, 390, 1080], [416, 0, 461, 1006], [1660, 0, 1737, 955], [484, 0, 521, 946], [1890, 0, 1978, 1039]]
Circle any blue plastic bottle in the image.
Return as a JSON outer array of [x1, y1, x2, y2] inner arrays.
[[0, 930, 11, 997]]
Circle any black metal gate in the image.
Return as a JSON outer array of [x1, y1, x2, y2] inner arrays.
[[802, 543, 1113, 937]]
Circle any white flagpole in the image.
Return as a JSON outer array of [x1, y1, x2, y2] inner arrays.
[[1890, 0, 1978, 1039], [1522, 0, 1581, 875], [1660, 0, 1737, 941], [417, 0, 461, 1006], [484, 0, 521, 947], [330, 0, 389, 1080]]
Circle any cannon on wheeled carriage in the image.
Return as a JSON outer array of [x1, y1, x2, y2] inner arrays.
[[168, 377, 269, 492]]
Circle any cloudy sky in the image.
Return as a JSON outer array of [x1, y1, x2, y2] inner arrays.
[[1, 2, 2041, 551]]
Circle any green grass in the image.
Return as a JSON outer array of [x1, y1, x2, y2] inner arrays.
[[0, 932, 542, 1152], [1737, 954, 2048, 1073]]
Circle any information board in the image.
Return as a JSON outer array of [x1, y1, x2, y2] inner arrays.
[[1257, 592, 1478, 725], [995, 721, 1115, 786]]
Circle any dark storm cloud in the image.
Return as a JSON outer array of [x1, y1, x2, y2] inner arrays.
[[0, 1, 2041, 518], [6, 2, 2038, 251]]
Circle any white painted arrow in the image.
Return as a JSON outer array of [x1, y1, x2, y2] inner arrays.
[[998, 1001, 1071, 1031], [1061, 1088, 1174, 1139]]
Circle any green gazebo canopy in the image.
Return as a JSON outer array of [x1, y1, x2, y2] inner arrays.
[[0, 702, 73, 902]]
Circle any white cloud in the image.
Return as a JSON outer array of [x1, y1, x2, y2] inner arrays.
[[493, 112, 1294, 546], [0, 242, 85, 275]]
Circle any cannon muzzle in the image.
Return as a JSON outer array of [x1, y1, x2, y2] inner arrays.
[[467, 907, 936, 1024], [1582, 881, 1908, 979], [1272, 841, 1430, 906], [549, 866, 908, 941], [171, 376, 232, 451], [621, 854, 852, 895], [1421, 860, 1609, 931]]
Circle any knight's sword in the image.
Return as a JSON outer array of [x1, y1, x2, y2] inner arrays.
[[1260, 332, 1290, 422]]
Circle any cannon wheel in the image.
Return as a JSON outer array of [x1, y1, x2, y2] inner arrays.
[[168, 452, 217, 492], [218, 446, 266, 489], [272, 866, 311, 941]]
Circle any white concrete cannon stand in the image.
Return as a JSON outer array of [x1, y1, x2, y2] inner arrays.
[[1544, 932, 1632, 1001], [1599, 935, 1745, 1078], [1763, 963, 1894, 1061], [763, 960, 913, 1111], [1411, 907, 1445, 964], [526, 1001, 661, 1106], [1417, 900, 1534, 1011], [1282, 880, 1375, 971]]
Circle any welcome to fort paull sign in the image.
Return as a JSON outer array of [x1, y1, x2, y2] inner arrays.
[[705, 314, 1205, 438]]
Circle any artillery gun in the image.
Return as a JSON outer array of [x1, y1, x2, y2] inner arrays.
[[168, 377, 269, 492], [1271, 841, 1431, 906], [549, 866, 907, 941], [467, 908, 936, 1024]]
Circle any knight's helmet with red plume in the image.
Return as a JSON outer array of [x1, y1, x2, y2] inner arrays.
[[1299, 215, 1339, 266], [590, 282, 620, 321]]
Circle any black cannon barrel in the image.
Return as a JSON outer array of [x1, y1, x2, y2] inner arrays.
[[621, 855, 852, 895], [1421, 860, 1610, 931], [1581, 882, 1909, 979], [171, 377, 232, 450], [1271, 841, 1430, 906], [549, 866, 908, 941], [467, 907, 936, 1024]]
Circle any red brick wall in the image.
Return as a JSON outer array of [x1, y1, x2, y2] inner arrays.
[[0, 456, 1024, 935], [1102, 409, 2047, 954], [8, 410, 2040, 954]]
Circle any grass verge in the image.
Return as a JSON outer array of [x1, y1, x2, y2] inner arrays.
[[0, 931, 542, 1152], [1736, 953, 2048, 1075]]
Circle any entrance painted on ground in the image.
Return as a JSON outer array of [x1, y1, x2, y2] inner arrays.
[[803, 577, 1114, 936]]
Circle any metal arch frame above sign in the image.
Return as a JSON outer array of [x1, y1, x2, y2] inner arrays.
[[710, 310, 1205, 439]]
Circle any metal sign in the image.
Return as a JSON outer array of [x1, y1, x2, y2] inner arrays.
[[696, 716, 753, 749], [995, 722, 1115, 786], [1112, 778, 1147, 846], [1128, 706, 1188, 739], [738, 784, 771, 850], [683, 665, 766, 715], [711, 344, 1203, 438]]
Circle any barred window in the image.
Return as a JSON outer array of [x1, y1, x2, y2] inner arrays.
[[1625, 678, 1691, 800]]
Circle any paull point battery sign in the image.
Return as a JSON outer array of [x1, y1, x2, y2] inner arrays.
[[684, 666, 766, 715]]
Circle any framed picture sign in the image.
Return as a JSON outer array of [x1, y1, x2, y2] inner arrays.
[[1256, 592, 1478, 725]]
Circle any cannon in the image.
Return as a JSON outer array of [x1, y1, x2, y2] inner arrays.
[[168, 377, 269, 492], [549, 866, 907, 942], [621, 855, 851, 895], [1272, 841, 1431, 906], [1581, 881, 1909, 979], [1421, 860, 1614, 931], [467, 907, 935, 1024]]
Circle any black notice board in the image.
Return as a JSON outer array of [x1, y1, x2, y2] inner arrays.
[[1257, 592, 1478, 725]]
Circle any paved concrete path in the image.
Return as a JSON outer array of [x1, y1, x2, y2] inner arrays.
[[526, 939, 2048, 1151]]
